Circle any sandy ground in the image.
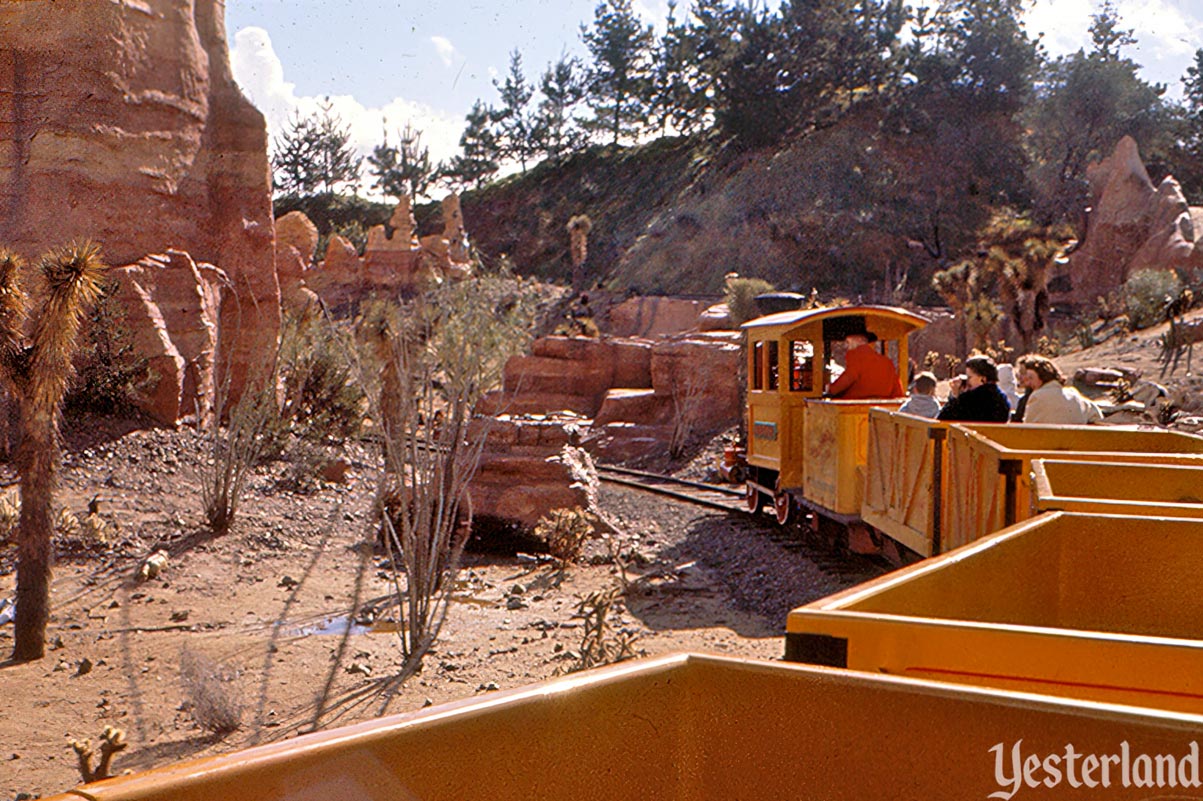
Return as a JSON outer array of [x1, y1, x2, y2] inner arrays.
[[0, 418, 883, 798]]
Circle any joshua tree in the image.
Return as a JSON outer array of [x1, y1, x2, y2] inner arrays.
[[567, 214, 592, 291], [932, 261, 976, 358], [0, 243, 107, 661]]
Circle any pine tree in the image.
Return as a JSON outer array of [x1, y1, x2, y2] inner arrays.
[[580, 0, 655, 145], [493, 51, 538, 172], [270, 100, 362, 197], [440, 100, 501, 189], [368, 123, 433, 200], [533, 54, 586, 161]]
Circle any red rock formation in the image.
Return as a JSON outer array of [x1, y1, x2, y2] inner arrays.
[[106, 251, 224, 424], [0, 0, 279, 406], [1063, 137, 1200, 304], [467, 415, 592, 527]]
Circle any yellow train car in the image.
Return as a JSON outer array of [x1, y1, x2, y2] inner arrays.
[[944, 424, 1203, 549], [41, 652, 1203, 801], [785, 511, 1203, 714], [1032, 458, 1203, 518], [741, 305, 926, 550]]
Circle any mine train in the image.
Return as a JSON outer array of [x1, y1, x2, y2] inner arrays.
[[740, 303, 1203, 562]]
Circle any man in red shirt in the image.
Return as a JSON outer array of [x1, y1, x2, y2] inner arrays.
[[826, 332, 904, 399]]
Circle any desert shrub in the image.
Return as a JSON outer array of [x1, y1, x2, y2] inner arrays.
[[1036, 335, 1061, 357], [1123, 269, 1181, 329], [724, 277, 776, 326], [179, 647, 242, 735], [279, 313, 366, 442], [534, 508, 595, 562], [66, 280, 149, 415], [569, 587, 641, 672]]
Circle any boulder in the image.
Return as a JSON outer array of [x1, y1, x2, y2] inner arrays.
[[275, 212, 319, 263], [0, 1, 280, 406], [468, 417, 592, 528], [606, 296, 715, 337], [697, 302, 734, 331], [308, 233, 363, 310]]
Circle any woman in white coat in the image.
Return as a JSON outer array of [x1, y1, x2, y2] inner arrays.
[[1015, 354, 1103, 424]]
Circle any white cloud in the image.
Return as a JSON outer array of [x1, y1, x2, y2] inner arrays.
[[230, 27, 465, 200], [431, 35, 458, 68], [1024, 0, 1203, 98]]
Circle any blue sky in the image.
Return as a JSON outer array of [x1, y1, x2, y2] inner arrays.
[[225, 0, 1203, 174]]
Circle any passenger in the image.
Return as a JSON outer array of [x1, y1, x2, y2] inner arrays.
[[937, 356, 1011, 422], [826, 331, 905, 399], [997, 363, 1020, 409], [897, 371, 941, 418], [1015, 354, 1103, 424]]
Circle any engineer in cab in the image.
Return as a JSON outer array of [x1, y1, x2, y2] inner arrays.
[[825, 329, 904, 400]]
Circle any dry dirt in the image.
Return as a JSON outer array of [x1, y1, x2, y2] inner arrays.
[[0, 415, 884, 799]]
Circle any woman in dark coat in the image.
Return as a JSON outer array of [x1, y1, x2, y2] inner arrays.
[[937, 355, 1011, 423]]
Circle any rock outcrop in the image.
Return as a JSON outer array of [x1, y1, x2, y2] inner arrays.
[[468, 415, 592, 527], [0, 0, 280, 407], [105, 251, 224, 424], [481, 332, 743, 466], [1062, 136, 1202, 305]]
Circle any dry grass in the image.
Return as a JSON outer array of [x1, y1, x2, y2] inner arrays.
[[179, 647, 243, 735]]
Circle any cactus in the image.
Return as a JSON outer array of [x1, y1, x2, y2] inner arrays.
[[0, 242, 107, 661]]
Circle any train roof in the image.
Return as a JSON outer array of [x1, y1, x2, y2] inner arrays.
[[740, 304, 929, 334]]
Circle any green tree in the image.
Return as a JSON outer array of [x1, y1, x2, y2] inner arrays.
[[271, 100, 362, 197], [1088, 0, 1136, 62], [533, 54, 587, 161], [439, 100, 501, 189], [649, 1, 697, 135], [580, 0, 655, 145], [1170, 49, 1203, 200], [683, 0, 742, 130], [493, 50, 538, 172], [368, 122, 433, 200], [1023, 36, 1169, 227]]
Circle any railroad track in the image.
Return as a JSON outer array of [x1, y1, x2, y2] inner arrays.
[[595, 465, 748, 513], [597, 464, 889, 579]]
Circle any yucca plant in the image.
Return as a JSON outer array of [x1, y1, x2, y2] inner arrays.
[[0, 242, 107, 662]]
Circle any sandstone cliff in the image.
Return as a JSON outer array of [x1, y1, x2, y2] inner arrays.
[[0, 0, 278, 404]]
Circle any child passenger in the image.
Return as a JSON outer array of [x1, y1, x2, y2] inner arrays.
[[897, 371, 941, 419]]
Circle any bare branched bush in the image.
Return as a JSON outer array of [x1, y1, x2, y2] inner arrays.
[[669, 369, 705, 459], [362, 274, 541, 675], [179, 647, 242, 735], [198, 373, 280, 535]]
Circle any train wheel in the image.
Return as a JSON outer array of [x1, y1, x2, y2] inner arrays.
[[774, 488, 793, 526], [745, 481, 763, 513]]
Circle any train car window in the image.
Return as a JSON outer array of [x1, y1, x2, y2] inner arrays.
[[767, 340, 779, 390], [752, 341, 764, 390], [790, 340, 814, 392]]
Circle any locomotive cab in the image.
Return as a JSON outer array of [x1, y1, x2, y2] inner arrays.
[[741, 305, 928, 533]]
